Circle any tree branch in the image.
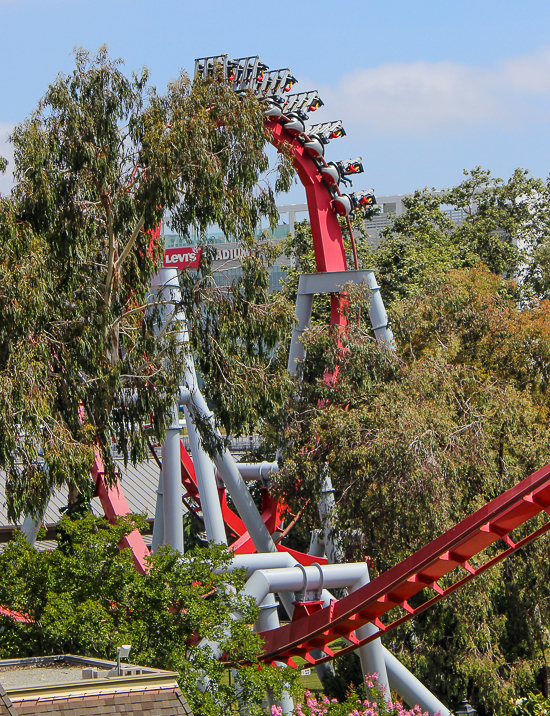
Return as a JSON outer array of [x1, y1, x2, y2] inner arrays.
[[103, 200, 116, 305], [108, 299, 178, 330], [114, 213, 145, 276]]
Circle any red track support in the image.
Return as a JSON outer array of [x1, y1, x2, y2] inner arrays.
[[258, 462, 550, 665], [91, 450, 150, 574], [179, 440, 327, 564]]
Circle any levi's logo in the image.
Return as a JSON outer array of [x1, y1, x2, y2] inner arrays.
[[163, 247, 203, 270]]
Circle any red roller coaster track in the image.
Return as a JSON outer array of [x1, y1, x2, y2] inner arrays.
[[258, 462, 550, 665]]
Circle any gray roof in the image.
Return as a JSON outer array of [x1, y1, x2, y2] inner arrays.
[[0, 459, 160, 529]]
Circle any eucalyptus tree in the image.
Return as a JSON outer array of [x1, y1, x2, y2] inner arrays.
[[0, 47, 294, 522]]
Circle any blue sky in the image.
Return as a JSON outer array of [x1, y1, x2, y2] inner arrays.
[[1, 0, 549, 202]]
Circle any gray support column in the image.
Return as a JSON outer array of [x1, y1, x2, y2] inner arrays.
[[21, 514, 40, 546], [349, 567, 389, 698], [161, 403, 184, 553], [151, 471, 164, 553], [255, 597, 294, 716], [188, 388, 276, 554], [364, 270, 394, 347], [289, 211, 296, 238], [184, 405, 227, 545], [319, 472, 342, 564], [383, 648, 450, 716], [308, 530, 326, 558], [288, 293, 314, 374]]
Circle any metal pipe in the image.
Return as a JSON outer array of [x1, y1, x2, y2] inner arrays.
[[234, 461, 279, 481], [151, 471, 164, 553], [364, 270, 394, 347], [187, 390, 276, 552], [241, 563, 371, 604], [21, 514, 40, 546], [161, 403, 184, 554], [184, 404, 227, 545], [308, 530, 326, 558], [288, 292, 314, 374], [150, 269, 186, 553], [319, 472, 342, 564], [349, 566, 390, 697], [383, 648, 450, 716]]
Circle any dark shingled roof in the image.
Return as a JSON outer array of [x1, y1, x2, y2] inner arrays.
[[2, 656, 194, 716], [13, 685, 193, 716]]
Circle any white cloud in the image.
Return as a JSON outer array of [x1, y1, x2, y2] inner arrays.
[[310, 46, 550, 136], [501, 46, 550, 94], [0, 124, 15, 197]]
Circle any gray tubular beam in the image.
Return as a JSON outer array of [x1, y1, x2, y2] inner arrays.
[[188, 389, 276, 552], [383, 648, 450, 716], [21, 514, 40, 546], [161, 403, 184, 553], [234, 461, 279, 481], [319, 472, 342, 564], [308, 530, 326, 558], [288, 292, 314, 374], [364, 270, 394, 347], [151, 471, 164, 554], [349, 566, 390, 698], [150, 269, 186, 553], [184, 405, 227, 545]]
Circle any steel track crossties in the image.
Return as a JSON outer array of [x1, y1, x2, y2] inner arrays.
[[256, 463, 550, 666]]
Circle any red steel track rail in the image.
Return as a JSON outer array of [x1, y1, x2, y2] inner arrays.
[[258, 462, 550, 665]]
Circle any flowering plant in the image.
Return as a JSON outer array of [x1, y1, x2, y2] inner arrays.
[[511, 692, 550, 716], [271, 674, 439, 716]]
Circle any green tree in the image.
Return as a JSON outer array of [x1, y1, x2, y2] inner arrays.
[[0, 47, 294, 522], [371, 168, 550, 304], [267, 168, 550, 714], [0, 515, 297, 716]]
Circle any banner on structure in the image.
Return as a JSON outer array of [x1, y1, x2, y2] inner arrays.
[[163, 247, 203, 270]]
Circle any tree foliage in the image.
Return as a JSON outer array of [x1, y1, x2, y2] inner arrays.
[[372, 168, 550, 304], [0, 47, 294, 521], [0, 515, 297, 716], [268, 169, 550, 715]]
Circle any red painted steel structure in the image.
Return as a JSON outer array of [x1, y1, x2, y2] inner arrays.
[[86, 85, 550, 673], [267, 118, 348, 327], [179, 441, 328, 565], [91, 450, 149, 574], [258, 462, 550, 665]]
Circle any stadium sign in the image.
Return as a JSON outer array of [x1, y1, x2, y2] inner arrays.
[[164, 245, 250, 270]]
